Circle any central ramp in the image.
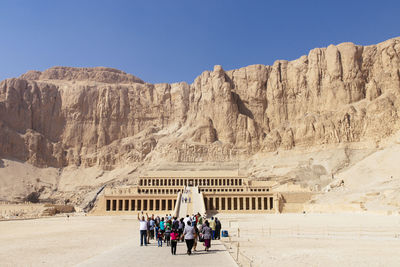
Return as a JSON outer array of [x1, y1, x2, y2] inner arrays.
[[176, 186, 206, 218]]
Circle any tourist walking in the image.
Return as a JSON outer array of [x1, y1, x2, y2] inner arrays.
[[178, 218, 184, 241], [209, 217, 216, 240], [160, 217, 165, 234], [182, 221, 195, 255], [166, 218, 172, 232], [157, 229, 163, 247], [197, 213, 203, 227], [149, 217, 155, 240], [173, 217, 179, 230], [191, 214, 196, 226], [170, 228, 179, 255], [137, 212, 148, 246], [202, 221, 212, 251], [184, 215, 191, 226], [165, 226, 171, 246], [146, 217, 151, 244], [193, 224, 199, 251], [215, 217, 221, 240]]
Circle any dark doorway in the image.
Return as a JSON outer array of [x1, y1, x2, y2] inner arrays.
[[106, 200, 111, 211]]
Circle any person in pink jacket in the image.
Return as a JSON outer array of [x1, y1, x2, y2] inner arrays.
[[170, 228, 179, 255]]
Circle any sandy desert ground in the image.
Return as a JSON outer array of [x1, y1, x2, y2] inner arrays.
[[218, 213, 400, 267], [0, 215, 236, 267], [1, 213, 400, 267]]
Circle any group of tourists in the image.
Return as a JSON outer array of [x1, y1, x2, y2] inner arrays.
[[182, 189, 191, 203], [181, 197, 191, 203], [137, 212, 222, 255]]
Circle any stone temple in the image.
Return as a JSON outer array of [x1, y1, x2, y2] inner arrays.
[[92, 171, 313, 216]]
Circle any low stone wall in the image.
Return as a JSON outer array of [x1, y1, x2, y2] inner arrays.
[[280, 192, 314, 213], [0, 203, 46, 220]]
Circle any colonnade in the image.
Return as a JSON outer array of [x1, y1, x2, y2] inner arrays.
[[106, 198, 177, 212], [203, 196, 274, 211], [138, 188, 182, 194], [139, 177, 243, 187], [136, 187, 269, 194]]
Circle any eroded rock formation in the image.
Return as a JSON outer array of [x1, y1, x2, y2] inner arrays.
[[0, 38, 399, 170]]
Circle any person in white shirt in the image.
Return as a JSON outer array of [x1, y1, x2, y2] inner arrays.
[[137, 212, 149, 246], [183, 215, 191, 226], [182, 221, 195, 255]]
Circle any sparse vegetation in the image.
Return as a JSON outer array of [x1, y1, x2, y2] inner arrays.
[[25, 192, 40, 203]]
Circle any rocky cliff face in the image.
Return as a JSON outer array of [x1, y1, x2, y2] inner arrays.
[[1, 38, 400, 170]]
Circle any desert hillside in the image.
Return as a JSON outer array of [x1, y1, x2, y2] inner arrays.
[[0, 37, 399, 212]]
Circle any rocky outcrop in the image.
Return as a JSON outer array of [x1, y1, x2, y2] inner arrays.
[[20, 66, 144, 84], [0, 38, 399, 169]]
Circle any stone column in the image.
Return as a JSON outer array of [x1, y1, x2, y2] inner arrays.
[[249, 197, 253, 210], [274, 195, 279, 213]]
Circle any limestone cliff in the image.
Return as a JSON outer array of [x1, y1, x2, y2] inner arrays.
[[0, 38, 400, 171]]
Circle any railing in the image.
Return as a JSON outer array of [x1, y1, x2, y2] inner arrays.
[[229, 225, 400, 240], [223, 239, 254, 267], [173, 192, 182, 218], [222, 223, 400, 266]]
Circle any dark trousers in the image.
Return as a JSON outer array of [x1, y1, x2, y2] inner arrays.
[[185, 239, 194, 254], [216, 229, 221, 239], [178, 229, 184, 241], [140, 230, 147, 246], [171, 240, 177, 255]]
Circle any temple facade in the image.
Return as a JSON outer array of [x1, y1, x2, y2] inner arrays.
[[91, 171, 312, 215]]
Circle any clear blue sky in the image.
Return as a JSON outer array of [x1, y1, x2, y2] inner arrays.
[[0, 0, 399, 84]]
